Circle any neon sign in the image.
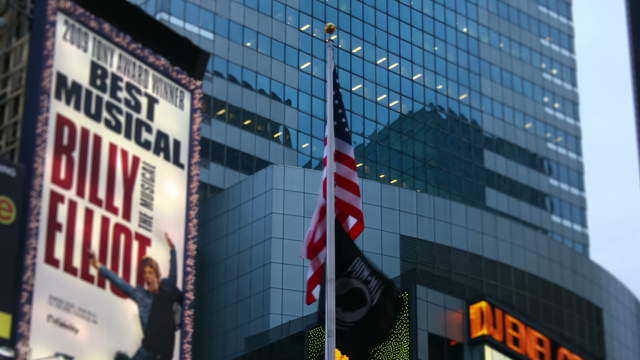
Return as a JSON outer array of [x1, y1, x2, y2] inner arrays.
[[469, 301, 584, 360]]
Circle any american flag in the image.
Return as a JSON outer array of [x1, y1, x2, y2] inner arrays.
[[303, 64, 364, 305]]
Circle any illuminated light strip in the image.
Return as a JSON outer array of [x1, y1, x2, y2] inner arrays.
[[300, 24, 311, 31], [330, 34, 337, 40], [352, 46, 362, 53], [216, 109, 226, 116], [389, 100, 399, 107], [356, 163, 363, 167], [351, 84, 362, 91], [243, 120, 252, 125], [388, 62, 399, 70], [436, 84, 444, 89], [379, 174, 386, 178], [412, 73, 423, 80], [525, 123, 533, 129], [300, 62, 311, 69], [377, 57, 387, 64], [377, 94, 387, 101], [308, 291, 410, 360], [301, 143, 310, 148], [390, 179, 398, 184], [273, 131, 282, 138], [459, 93, 468, 100]]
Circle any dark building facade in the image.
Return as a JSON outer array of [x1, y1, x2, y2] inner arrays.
[[0, 0, 31, 162], [134, 0, 640, 359]]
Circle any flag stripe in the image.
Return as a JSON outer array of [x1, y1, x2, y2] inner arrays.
[[304, 54, 364, 305]]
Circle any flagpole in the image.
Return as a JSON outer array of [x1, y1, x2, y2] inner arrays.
[[324, 23, 337, 360]]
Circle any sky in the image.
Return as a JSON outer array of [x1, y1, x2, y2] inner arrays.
[[574, 0, 640, 299]]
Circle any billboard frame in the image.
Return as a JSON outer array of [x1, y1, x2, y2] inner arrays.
[[17, 0, 202, 359]]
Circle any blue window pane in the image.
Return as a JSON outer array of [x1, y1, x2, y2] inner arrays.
[[228, 63, 242, 84], [171, 0, 185, 18], [273, 1, 286, 21], [186, 2, 198, 24], [244, 28, 257, 48], [259, 0, 272, 15], [213, 57, 227, 78], [271, 81, 284, 102], [230, 22, 243, 44], [298, 92, 311, 113], [272, 40, 285, 62], [286, 46, 298, 67], [215, 15, 228, 37], [286, 6, 298, 27], [199, 10, 214, 31], [258, 34, 271, 55], [257, 74, 270, 96], [312, 97, 325, 118], [242, 69, 256, 90]]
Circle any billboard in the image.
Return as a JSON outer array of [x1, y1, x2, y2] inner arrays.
[[0, 160, 23, 346], [17, 1, 202, 359], [468, 300, 586, 360]]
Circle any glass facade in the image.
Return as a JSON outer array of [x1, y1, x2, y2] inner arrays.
[[127, 0, 640, 359], [135, 0, 586, 254]]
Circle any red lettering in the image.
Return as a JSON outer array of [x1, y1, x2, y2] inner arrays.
[[122, 225, 133, 286], [80, 206, 95, 284], [120, 149, 140, 222], [88, 133, 103, 207], [97, 215, 110, 289], [51, 114, 76, 190], [105, 143, 119, 217], [44, 113, 156, 301], [109, 223, 130, 299], [76, 127, 90, 199], [135, 233, 151, 286], [45, 190, 65, 268], [63, 198, 79, 276]]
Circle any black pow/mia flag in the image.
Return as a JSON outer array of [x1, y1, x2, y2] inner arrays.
[[318, 220, 400, 360]]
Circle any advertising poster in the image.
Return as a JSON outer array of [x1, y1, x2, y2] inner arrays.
[[18, 1, 201, 359]]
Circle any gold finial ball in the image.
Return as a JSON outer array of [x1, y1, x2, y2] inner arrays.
[[325, 23, 336, 34]]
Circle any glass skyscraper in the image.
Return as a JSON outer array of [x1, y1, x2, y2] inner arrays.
[[129, 0, 639, 359]]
